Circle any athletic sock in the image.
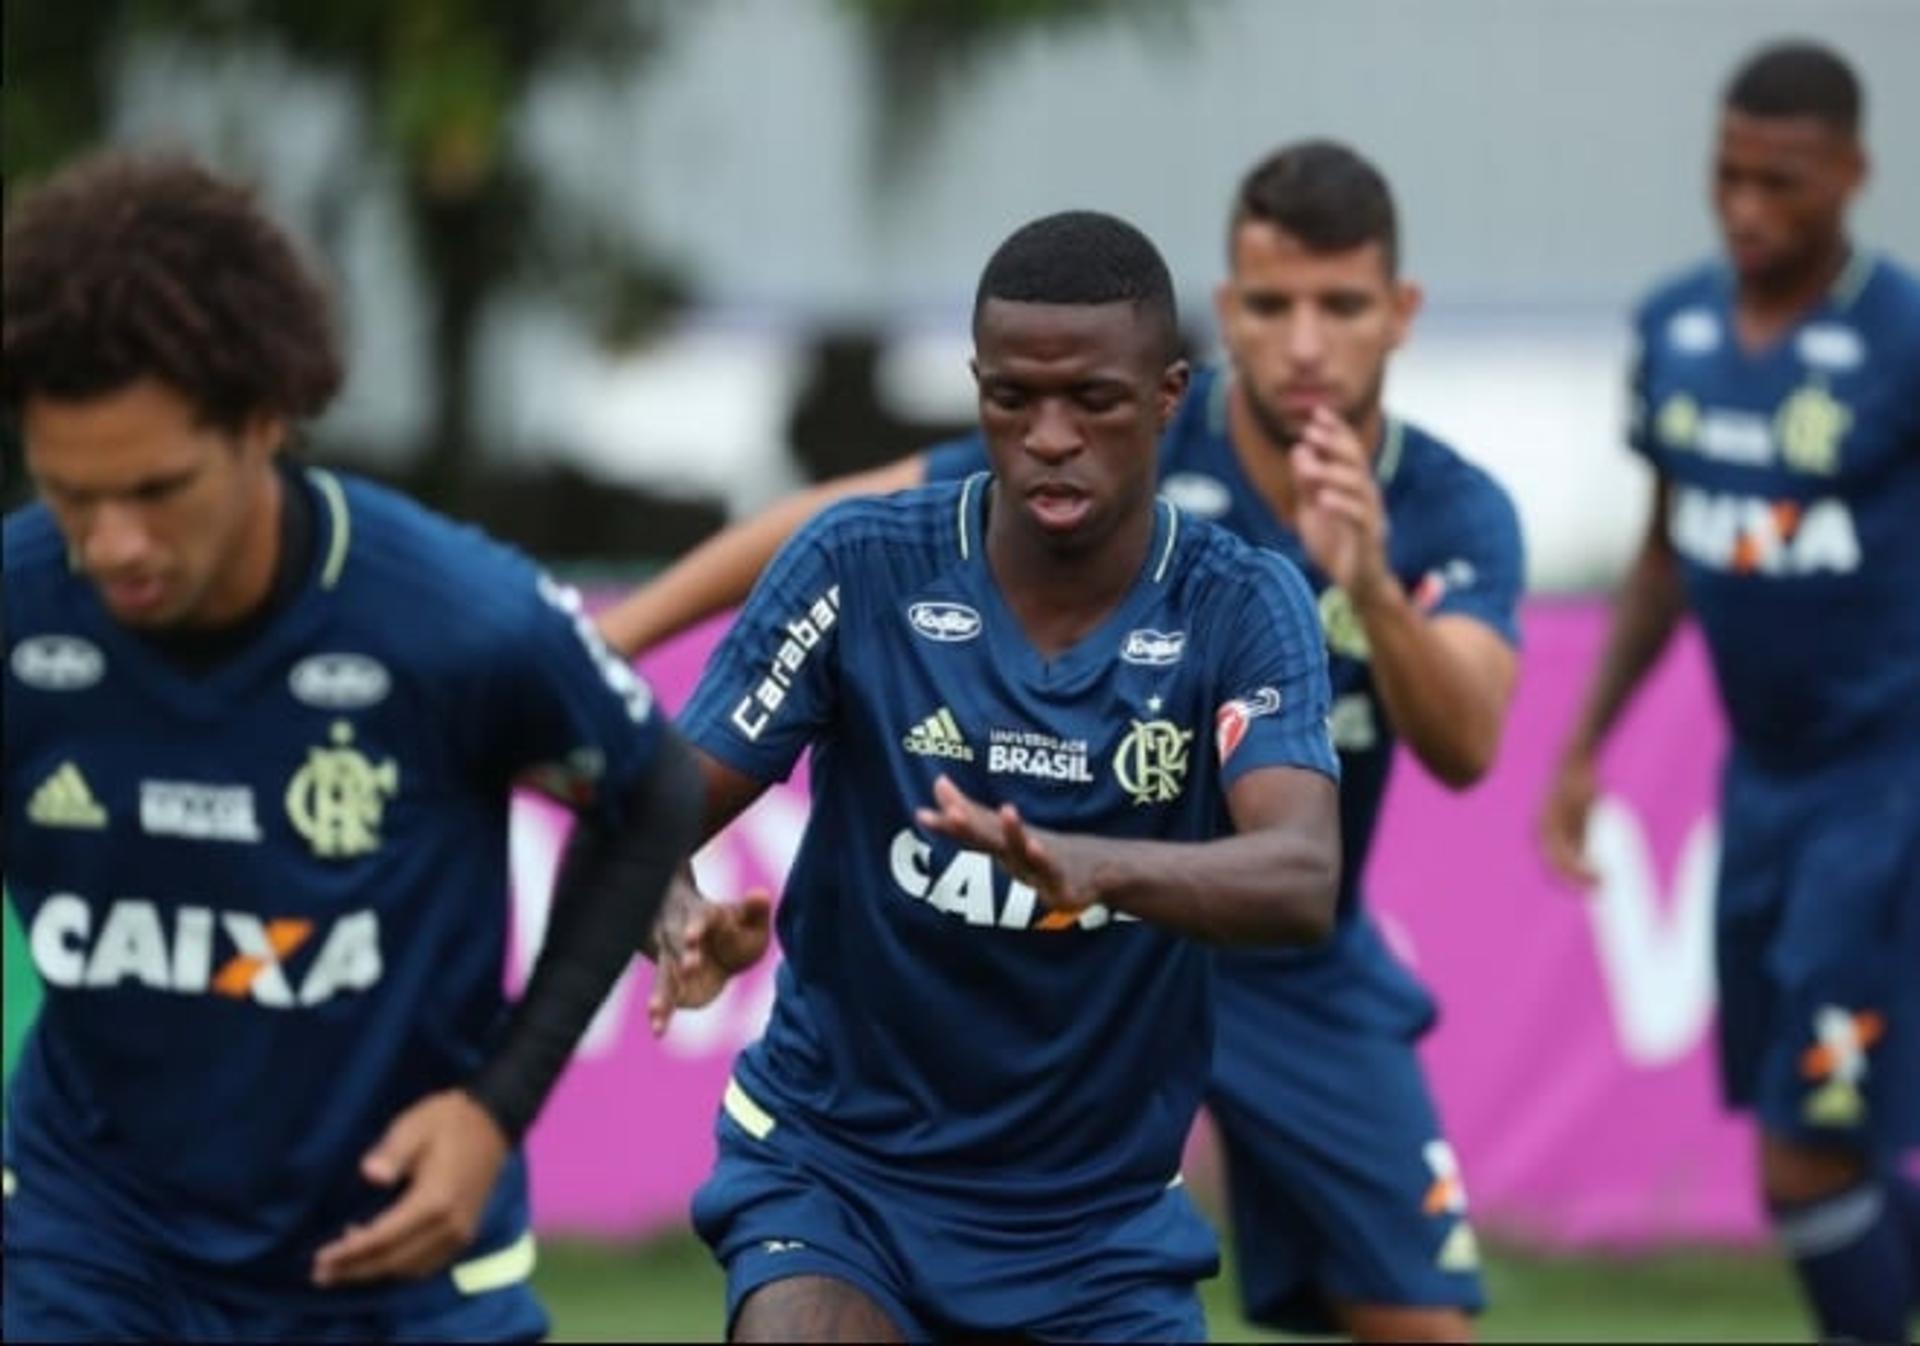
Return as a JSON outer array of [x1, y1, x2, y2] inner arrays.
[[1770, 1181, 1912, 1343]]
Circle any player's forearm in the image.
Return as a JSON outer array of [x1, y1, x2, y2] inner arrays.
[[1352, 579, 1505, 789], [596, 458, 925, 657], [468, 731, 702, 1141], [596, 492, 826, 656], [1563, 534, 1687, 763], [1084, 827, 1338, 946]]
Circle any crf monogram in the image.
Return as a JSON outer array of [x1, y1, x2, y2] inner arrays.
[[287, 720, 399, 858], [1113, 719, 1194, 806]]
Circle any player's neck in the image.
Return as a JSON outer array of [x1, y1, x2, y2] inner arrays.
[[984, 483, 1155, 660], [1732, 236, 1852, 348], [196, 465, 287, 629]]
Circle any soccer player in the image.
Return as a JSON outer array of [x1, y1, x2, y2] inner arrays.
[[1539, 41, 1920, 1345], [647, 209, 1343, 1340], [2, 151, 705, 1341], [604, 143, 1523, 1342]]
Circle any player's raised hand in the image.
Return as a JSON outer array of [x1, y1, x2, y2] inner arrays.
[[1538, 751, 1602, 888], [916, 774, 1100, 913], [311, 1089, 508, 1288], [1290, 406, 1391, 600], [647, 871, 774, 1037]]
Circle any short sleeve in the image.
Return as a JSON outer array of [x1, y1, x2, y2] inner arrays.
[[1213, 554, 1341, 788], [678, 511, 845, 783], [491, 569, 667, 829], [1409, 469, 1526, 649], [922, 433, 990, 483]]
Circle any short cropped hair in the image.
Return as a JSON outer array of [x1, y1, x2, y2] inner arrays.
[[1725, 41, 1862, 136], [1230, 140, 1399, 276], [3, 150, 343, 431], [973, 210, 1180, 363]]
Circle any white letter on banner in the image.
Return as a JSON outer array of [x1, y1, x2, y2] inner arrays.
[[1582, 796, 1719, 1067]]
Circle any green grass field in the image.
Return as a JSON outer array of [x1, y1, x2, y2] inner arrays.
[[530, 1229, 1808, 1343]]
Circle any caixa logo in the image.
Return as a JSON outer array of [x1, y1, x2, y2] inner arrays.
[[289, 653, 391, 709], [11, 635, 105, 691], [29, 895, 382, 1008], [907, 602, 982, 643]]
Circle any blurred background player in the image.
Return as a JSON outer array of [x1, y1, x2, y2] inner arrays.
[[2, 151, 703, 1341], [599, 142, 1525, 1343], [648, 210, 1342, 1340], [1540, 40, 1920, 1345]]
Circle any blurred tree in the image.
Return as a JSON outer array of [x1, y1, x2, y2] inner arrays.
[[4, 0, 687, 503], [4, 0, 1183, 512], [841, 0, 1185, 175]]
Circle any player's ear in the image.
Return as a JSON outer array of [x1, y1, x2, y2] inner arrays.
[[238, 412, 289, 464], [1156, 359, 1191, 428], [1388, 281, 1424, 352]]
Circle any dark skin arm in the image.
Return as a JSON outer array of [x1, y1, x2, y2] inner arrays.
[[916, 765, 1340, 946], [1539, 477, 1686, 885]]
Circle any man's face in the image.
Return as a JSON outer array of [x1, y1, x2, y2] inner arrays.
[[24, 378, 281, 629], [1214, 223, 1418, 447], [1713, 110, 1863, 288], [972, 299, 1187, 554]]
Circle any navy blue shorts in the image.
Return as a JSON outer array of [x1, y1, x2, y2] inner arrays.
[[2, 1161, 547, 1343], [1715, 747, 1920, 1152], [1207, 918, 1485, 1333], [691, 1076, 1216, 1341]]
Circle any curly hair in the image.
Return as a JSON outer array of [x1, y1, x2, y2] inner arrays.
[[2, 149, 344, 431]]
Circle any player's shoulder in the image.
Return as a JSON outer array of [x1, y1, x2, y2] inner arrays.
[[1632, 258, 1722, 324], [1387, 420, 1518, 521], [799, 475, 977, 576], [3, 503, 67, 582], [1850, 251, 1920, 335], [1166, 505, 1316, 626], [315, 469, 551, 650]]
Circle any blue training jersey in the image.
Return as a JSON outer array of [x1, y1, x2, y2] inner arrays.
[[679, 477, 1338, 1213], [3, 469, 665, 1307], [927, 365, 1525, 933], [1628, 251, 1920, 769]]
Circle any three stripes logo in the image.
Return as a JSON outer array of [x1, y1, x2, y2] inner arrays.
[[903, 707, 974, 762], [28, 762, 107, 829]]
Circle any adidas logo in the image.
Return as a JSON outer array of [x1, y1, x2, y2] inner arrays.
[[903, 707, 974, 761], [28, 762, 107, 829]]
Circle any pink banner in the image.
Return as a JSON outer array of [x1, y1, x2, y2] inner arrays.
[[513, 600, 1768, 1246]]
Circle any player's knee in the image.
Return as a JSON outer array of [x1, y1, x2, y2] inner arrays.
[[1759, 1131, 1869, 1206], [733, 1274, 904, 1343], [1337, 1302, 1474, 1343]]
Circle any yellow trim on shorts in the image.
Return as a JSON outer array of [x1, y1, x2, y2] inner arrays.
[[451, 1230, 537, 1295], [724, 1076, 777, 1140]]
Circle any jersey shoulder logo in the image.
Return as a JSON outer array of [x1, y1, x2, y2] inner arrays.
[[11, 635, 105, 691], [28, 762, 107, 829], [1120, 629, 1186, 667], [907, 601, 982, 643], [1113, 719, 1194, 806], [286, 721, 399, 859], [1215, 687, 1283, 764], [903, 706, 974, 761], [1159, 473, 1231, 519], [289, 653, 391, 709]]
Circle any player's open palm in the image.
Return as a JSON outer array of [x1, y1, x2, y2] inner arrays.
[[648, 873, 774, 1037], [1290, 406, 1390, 598], [917, 774, 1100, 914], [311, 1089, 508, 1288]]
